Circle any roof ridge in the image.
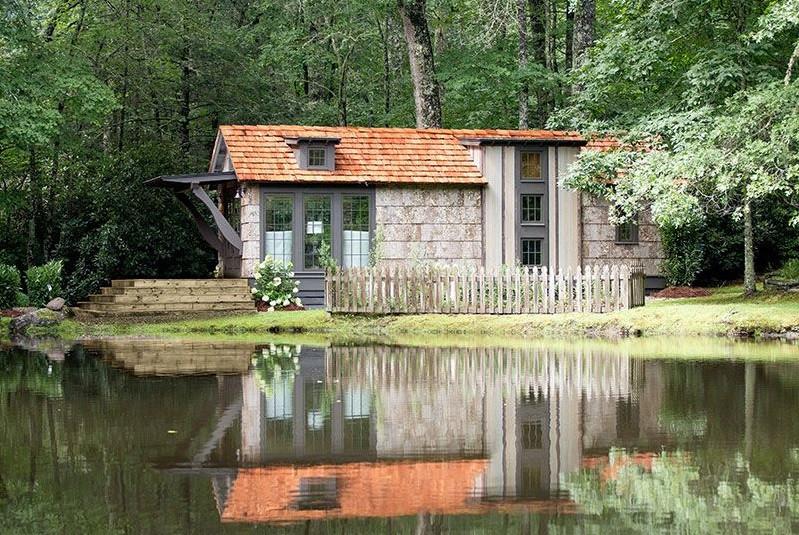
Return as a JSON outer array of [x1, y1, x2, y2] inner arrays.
[[219, 123, 583, 138]]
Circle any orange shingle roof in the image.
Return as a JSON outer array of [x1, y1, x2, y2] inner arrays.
[[219, 125, 585, 185]]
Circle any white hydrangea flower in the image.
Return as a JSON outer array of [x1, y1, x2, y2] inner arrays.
[[293, 287, 299, 294], [283, 299, 289, 306], [270, 300, 277, 306], [251, 287, 258, 294], [261, 295, 268, 301], [294, 297, 302, 305], [267, 306, 275, 312], [273, 276, 282, 286], [254, 272, 261, 280]]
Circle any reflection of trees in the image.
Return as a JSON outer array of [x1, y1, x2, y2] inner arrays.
[[564, 449, 799, 533], [0, 348, 62, 398], [659, 361, 799, 479], [0, 346, 232, 534]]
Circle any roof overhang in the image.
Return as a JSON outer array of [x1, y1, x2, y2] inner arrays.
[[284, 136, 342, 147], [145, 172, 237, 189], [459, 138, 587, 147]]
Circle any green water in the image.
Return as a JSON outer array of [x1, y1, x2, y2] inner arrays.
[[2, 337, 799, 534]]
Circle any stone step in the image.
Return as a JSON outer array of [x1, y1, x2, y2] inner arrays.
[[111, 279, 250, 289], [88, 293, 253, 305]]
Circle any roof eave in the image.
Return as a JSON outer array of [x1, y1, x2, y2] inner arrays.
[[459, 137, 587, 147]]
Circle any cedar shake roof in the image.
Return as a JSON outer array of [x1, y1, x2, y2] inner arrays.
[[218, 124, 585, 185]]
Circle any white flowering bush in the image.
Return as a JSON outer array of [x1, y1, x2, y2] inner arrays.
[[251, 256, 302, 311]]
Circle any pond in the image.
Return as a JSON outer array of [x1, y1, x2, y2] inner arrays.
[[2, 337, 799, 533]]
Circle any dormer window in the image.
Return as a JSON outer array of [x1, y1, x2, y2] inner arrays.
[[286, 136, 340, 171], [308, 146, 327, 168]]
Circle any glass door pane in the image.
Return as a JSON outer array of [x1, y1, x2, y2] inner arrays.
[[342, 196, 370, 267], [264, 195, 293, 265], [304, 195, 331, 269]]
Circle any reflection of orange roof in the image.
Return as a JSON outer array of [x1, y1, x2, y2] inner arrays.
[[219, 125, 584, 185], [222, 460, 487, 523]]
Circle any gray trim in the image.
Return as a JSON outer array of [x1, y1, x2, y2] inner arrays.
[[298, 143, 336, 171], [515, 147, 549, 266], [518, 147, 548, 183], [459, 138, 587, 147], [145, 172, 236, 188], [259, 186, 375, 274]]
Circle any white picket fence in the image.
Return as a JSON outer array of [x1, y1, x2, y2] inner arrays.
[[325, 264, 645, 315]]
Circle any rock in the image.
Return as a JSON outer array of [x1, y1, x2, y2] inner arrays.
[[46, 297, 66, 311], [9, 308, 66, 337]]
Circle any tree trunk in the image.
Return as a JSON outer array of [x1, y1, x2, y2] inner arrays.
[[743, 199, 756, 295], [179, 45, 191, 158], [544, 0, 557, 73], [528, 0, 548, 126], [565, 2, 574, 72], [786, 39, 799, 86], [572, 0, 595, 76], [517, 0, 529, 129], [397, 0, 442, 129]]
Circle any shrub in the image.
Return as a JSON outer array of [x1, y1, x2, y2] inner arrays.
[[660, 225, 704, 287], [26, 260, 64, 307], [15, 291, 30, 307], [776, 259, 799, 280], [0, 263, 21, 309], [251, 257, 301, 311]]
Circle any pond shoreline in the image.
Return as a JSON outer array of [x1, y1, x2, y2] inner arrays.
[[4, 286, 799, 344]]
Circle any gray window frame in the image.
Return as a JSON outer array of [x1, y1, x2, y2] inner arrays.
[[520, 238, 544, 266], [300, 144, 336, 171], [615, 216, 640, 244], [520, 194, 545, 225], [260, 186, 375, 273], [515, 145, 549, 267], [518, 149, 547, 183]]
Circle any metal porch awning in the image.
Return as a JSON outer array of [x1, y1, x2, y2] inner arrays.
[[146, 172, 242, 256]]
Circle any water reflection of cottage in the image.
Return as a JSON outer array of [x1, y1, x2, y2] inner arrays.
[[213, 345, 666, 523]]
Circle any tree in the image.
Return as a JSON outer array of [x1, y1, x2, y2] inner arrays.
[[397, 0, 442, 128]]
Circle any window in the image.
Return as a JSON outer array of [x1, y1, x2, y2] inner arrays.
[[342, 196, 370, 267], [521, 194, 543, 224], [521, 238, 543, 266], [520, 151, 543, 181], [615, 217, 639, 244], [304, 195, 331, 269], [308, 147, 327, 168], [264, 196, 293, 264]]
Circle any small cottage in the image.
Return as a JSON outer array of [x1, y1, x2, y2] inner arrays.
[[149, 125, 664, 306]]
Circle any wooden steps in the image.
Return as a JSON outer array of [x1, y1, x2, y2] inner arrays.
[[82, 339, 257, 375], [76, 279, 256, 316]]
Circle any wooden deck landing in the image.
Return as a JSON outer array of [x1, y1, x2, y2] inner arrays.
[[76, 279, 256, 316]]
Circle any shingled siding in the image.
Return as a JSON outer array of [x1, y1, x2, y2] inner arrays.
[[375, 186, 483, 267], [238, 184, 261, 278], [582, 195, 664, 276]]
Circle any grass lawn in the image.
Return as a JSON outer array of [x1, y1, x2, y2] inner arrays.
[[53, 284, 799, 342]]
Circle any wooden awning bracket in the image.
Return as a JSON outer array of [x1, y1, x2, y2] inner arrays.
[[190, 183, 243, 254]]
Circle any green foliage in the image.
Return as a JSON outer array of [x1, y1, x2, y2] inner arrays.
[[660, 225, 705, 286], [317, 241, 339, 273], [777, 259, 799, 280], [0, 263, 21, 309], [252, 257, 301, 311], [25, 260, 63, 307], [15, 291, 29, 307]]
